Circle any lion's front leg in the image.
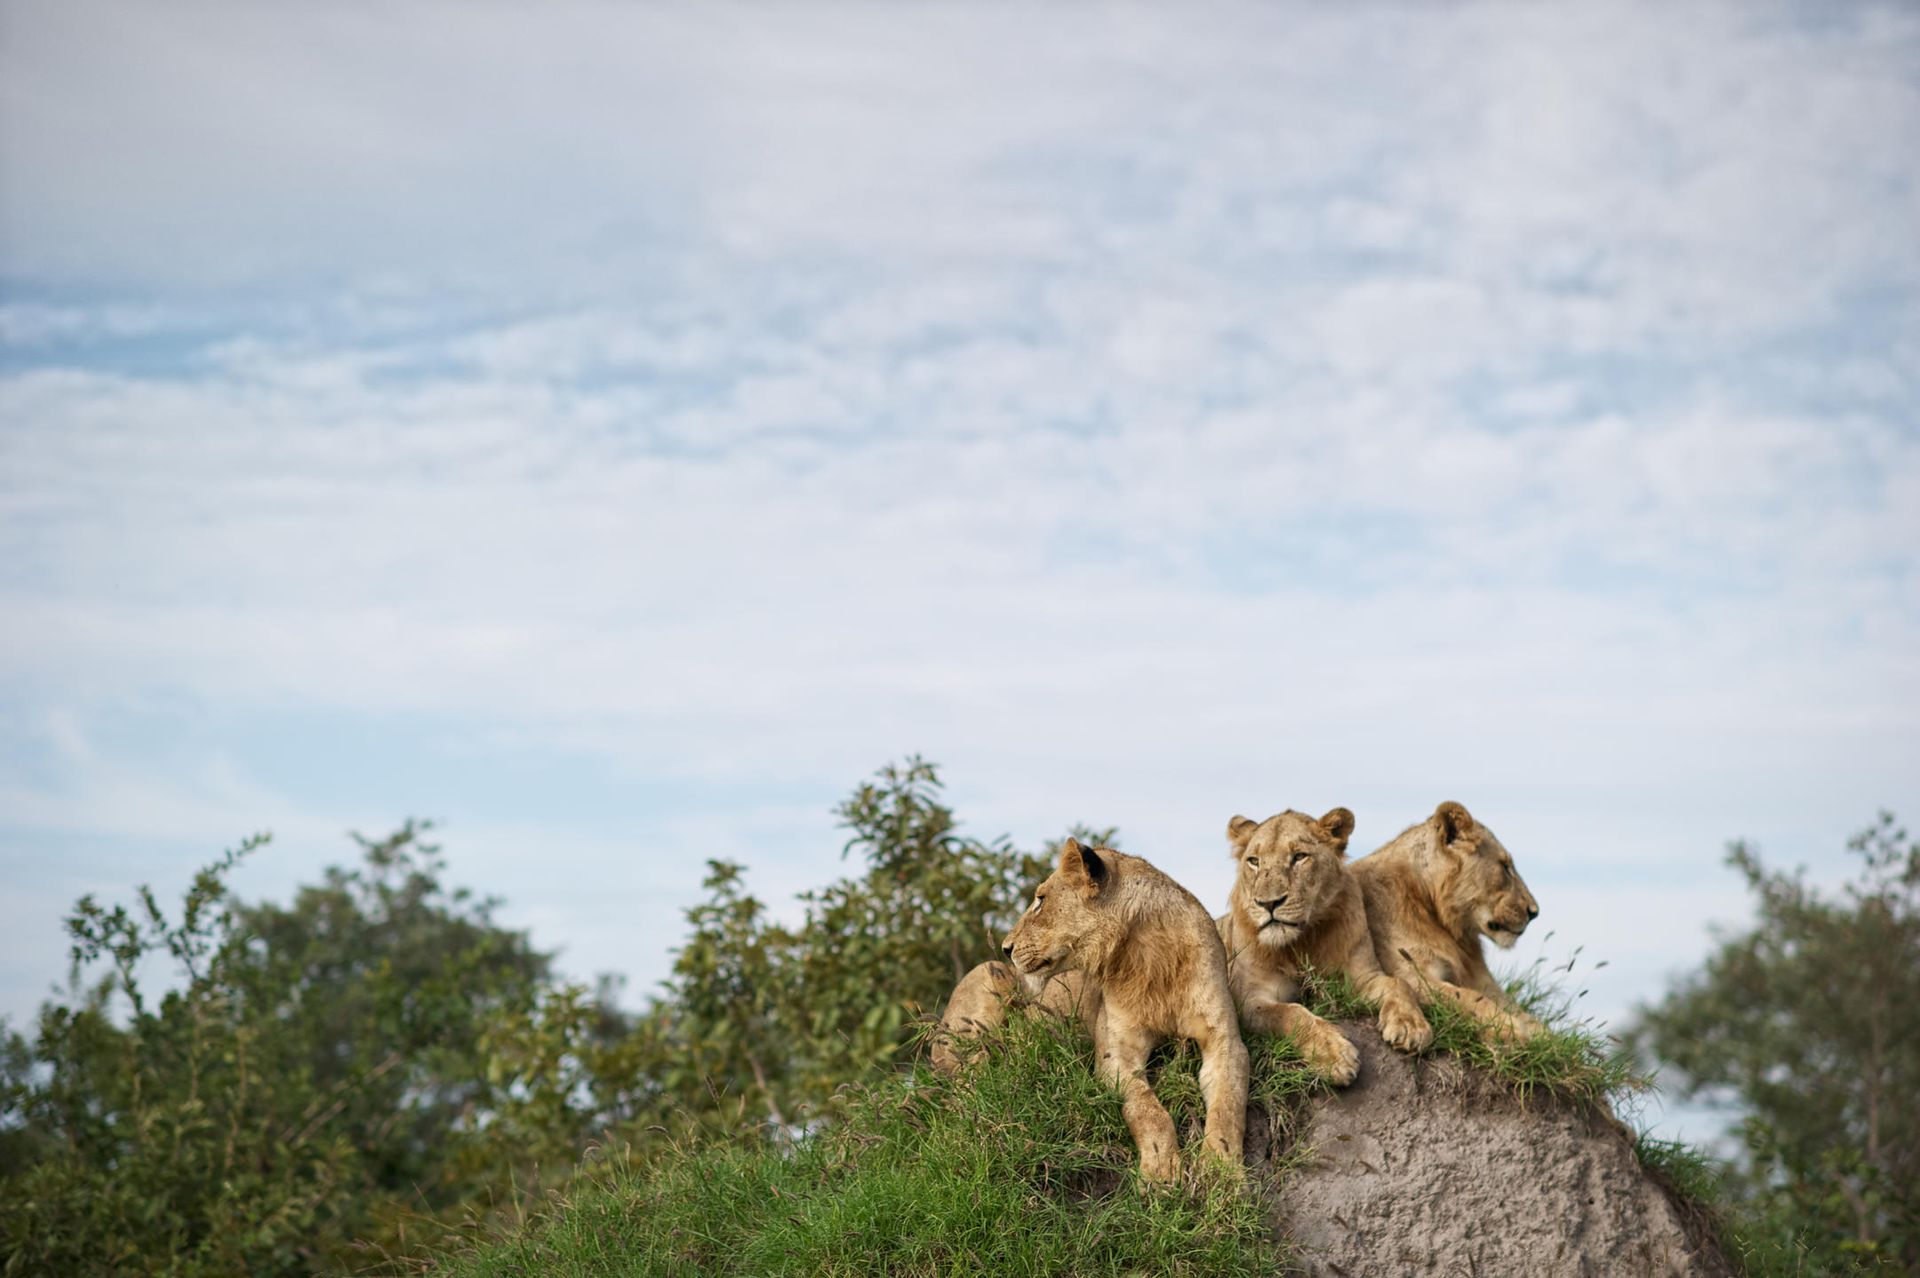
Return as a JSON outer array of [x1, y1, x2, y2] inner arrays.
[[1096, 1021, 1180, 1183], [1194, 1021, 1249, 1172], [1243, 998, 1359, 1086]]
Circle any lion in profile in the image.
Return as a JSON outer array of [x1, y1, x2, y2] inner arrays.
[[941, 837, 1248, 1183], [1215, 807, 1432, 1086], [1350, 800, 1544, 1040]]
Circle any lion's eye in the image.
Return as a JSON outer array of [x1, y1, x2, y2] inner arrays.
[[1245, 857, 1260, 868], [1290, 851, 1308, 866]]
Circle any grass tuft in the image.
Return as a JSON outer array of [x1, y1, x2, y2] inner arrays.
[[1426, 986, 1642, 1109], [1634, 1132, 1726, 1207]]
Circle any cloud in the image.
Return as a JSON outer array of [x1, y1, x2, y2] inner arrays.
[[1, 2, 1916, 1120], [3, 318, 1912, 828], [5, 2, 1916, 307]]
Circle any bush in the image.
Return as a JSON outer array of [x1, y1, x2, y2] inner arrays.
[[1628, 814, 1919, 1274], [0, 825, 564, 1276]]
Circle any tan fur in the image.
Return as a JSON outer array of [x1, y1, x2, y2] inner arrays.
[[1215, 808, 1432, 1086], [930, 963, 1097, 1073], [1350, 801, 1545, 1041], [1000, 837, 1249, 1182]]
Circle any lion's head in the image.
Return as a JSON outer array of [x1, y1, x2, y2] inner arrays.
[[1226, 807, 1355, 949], [1003, 837, 1122, 978], [1429, 801, 1538, 949]]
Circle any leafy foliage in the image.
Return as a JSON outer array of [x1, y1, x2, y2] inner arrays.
[[0, 758, 1072, 1276], [640, 756, 1056, 1130], [0, 824, 563, 1276], [1628, 813, 1920, 1274]]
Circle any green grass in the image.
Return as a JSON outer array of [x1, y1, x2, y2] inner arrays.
[[1432, 978, 1642, 1108], [434, 1012, 1280, 1278], [430, 965, 1736, 1278], [1634, 1132, 1726, 1207]]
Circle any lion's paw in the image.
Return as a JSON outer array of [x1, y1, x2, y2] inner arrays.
[[1138, 1143, 1182, 1185], [1198, 1141, 1246, 1182], [1303, 1021, 1360, 1086], [1492, 1008, 1546, 1042], [1380, 1001, 1433, 1054]]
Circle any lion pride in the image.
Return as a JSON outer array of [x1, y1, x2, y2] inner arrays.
[[1350, 800, 1545, 1040], [998, 837, 1248, 1183], [1215, 807, 1432, 1086]]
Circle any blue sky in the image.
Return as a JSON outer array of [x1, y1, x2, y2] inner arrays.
[[2, 0, 1917, 1142]]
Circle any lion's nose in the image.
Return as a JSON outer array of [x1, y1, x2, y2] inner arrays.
[[1526, 906, 1539, 921], [1002, 943, 1013, 960], [1258, 896, 1288, 913]]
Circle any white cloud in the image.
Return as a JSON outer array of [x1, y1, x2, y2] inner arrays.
[[2, 1, 1916, 1136], [3, 333, 1912, 805]]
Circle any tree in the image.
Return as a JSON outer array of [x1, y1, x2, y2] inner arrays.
[[650, 858, 796, 1127], [1629, 813, 1919, 1272], [646, 757, 1079, 1127], [423, 757, 1073, 1160], [0, 823, 563, 1277], [780, 756, 1053, 1103]]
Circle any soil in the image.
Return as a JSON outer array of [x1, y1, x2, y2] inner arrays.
[[1259, 1023, 1735, 1278]]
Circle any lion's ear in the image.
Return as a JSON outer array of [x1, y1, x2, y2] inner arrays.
[[1079, 841, 1109, 889], [1068, 839, 1110, 891], [1434, 801, 1476, 846], [1226, 815, 1258, 851], [1318, 807, 1355, 847], [1058, 837, 1110, 890]]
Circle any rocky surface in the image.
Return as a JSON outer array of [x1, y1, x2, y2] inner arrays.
[[1261, 1025, 1733, 1278]]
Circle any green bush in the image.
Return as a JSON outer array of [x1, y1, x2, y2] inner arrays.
[[0, 825, 564, 1276], [1628, 814, 1919, 1274]]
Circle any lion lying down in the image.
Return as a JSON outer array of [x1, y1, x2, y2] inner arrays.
[[1352, 801, 1545, 1041], [937, 837, 1247, 1183], [930, 961, 1095, 1073]]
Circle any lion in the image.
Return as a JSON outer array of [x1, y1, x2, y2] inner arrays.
[[999, 836, 1249, 1183], [1350, 800, 1545, 1040], [1215, 807, 1432, 1087], [930, 962, 1096, 1074]]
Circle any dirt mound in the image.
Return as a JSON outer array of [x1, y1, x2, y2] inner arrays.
[[1261, 1024, 1733, 1278]]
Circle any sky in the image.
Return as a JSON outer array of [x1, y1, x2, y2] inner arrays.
[[2, 0, 1916, 1144]]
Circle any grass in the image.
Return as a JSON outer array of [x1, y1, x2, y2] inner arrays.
[[1428, 979, 1642, 1109], [434, 1011, 1281, 1278], [430, 961, 1736, 1278]]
